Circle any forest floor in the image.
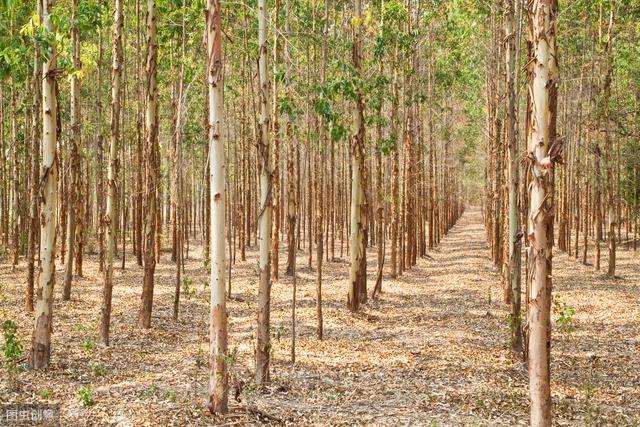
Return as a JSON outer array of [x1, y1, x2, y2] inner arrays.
[[1, 208, 639, 426]]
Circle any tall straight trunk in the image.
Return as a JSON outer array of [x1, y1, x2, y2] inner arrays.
[[347, 0, 367, 312], [154, 139, 162, 263], [582, 134, 590, 265], [635, 166, 638, 252], [389, 50, 400, 277], [505, 0, 522, 353], [283, 0, 297, 361], [74, 42, 86, 278], [487, 5, 498, 265], [307, 113, 313, 269], [256, 0, 273, 386], [285, 101, 297, 275], [203, 51, 212, 265], [10, 76, 19, 269], [527, 1, 558, 425], [573, 57, 585, 260], [134, 0, 143, 266], [594, 144, 602, 271], [403, 105, 414, 270], [172, 5, 187, 320], [63, 0, 82, 300], [119, 27, 128, 268], [603, 1, 616, 278], [315, 137, 324, 337], [97, 31, 106, 273], [170, 46, 179, 263], [239, 72, 247, 262], [8, 17, 20, 270], [242, 9, 255, 252], [315, 0, 328, 340], [404, 0, 415, 270], [373, 8, 385, 297], [139, 0, 159, 329], [0, 87, 5, 251], [427, 29, 435, 251], [29, 0, 58, 369], [271, 0, 281, 281], [206, 0, 228, 413], [100, 0, 123, 346], [26, 0, 43, 312]]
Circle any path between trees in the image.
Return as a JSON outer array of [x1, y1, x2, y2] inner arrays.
[[2, 208, 638, 425], [251, 207, 639, 425]]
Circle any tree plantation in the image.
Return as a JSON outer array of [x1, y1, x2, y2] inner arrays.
[[1, 0, 639, 425]]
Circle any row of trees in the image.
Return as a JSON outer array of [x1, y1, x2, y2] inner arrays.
[[0, 0, 473, 417], [10, 0, 637, 424], [484, 0, 639, 425]]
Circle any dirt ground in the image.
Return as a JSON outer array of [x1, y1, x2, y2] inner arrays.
[[1, 208, 639, 426]]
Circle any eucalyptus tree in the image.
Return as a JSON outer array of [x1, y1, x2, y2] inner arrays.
[[100, 0, 123, 346], [526, 0, 558, 424], [270, 0, 281, 282], [602, 0, 617, 278], [315, 0, 329, 340], [139, 0, 159, 329], [62, 0, 82, 301], [206, 0, 228, 413], [347, 0, 367, 312], [504, 0, 522, 353], [171, 0, 188, 320], [29, 0, 58, 370], [26, 0, 43, 313], [256, 0, 273, 386], [283, 0, 298, 353]]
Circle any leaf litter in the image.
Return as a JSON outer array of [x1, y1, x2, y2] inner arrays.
[[0, 208, 638, 426]]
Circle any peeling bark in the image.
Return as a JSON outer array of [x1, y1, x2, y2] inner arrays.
[[526, 1, 558, 425], [29, 0, 58, 370]]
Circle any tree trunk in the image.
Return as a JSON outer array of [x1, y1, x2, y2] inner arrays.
[[347, 0, 367, 312], [29, 0, 58, 370], [505, 0, 522, 353], [139, 0, 159, 329], [172, 4, 187, 320], [0, 86, 6, 252], [271, 0, 281, 281], [603, 0, 616, 278], [134, 0, 143, 266], [63, 0, 82, 300], [206, 0, 229, 412], [526, 1, 558, 425], [100, 0, 123, 346], [26, 0, 43, 312], [256, 0, 273, 387], [427, 30, 435, 251], [390, 50, 400, 278], [97, 30, 106, 273]]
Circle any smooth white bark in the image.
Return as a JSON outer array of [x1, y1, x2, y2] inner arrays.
[[206, 0, 228, 413]]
